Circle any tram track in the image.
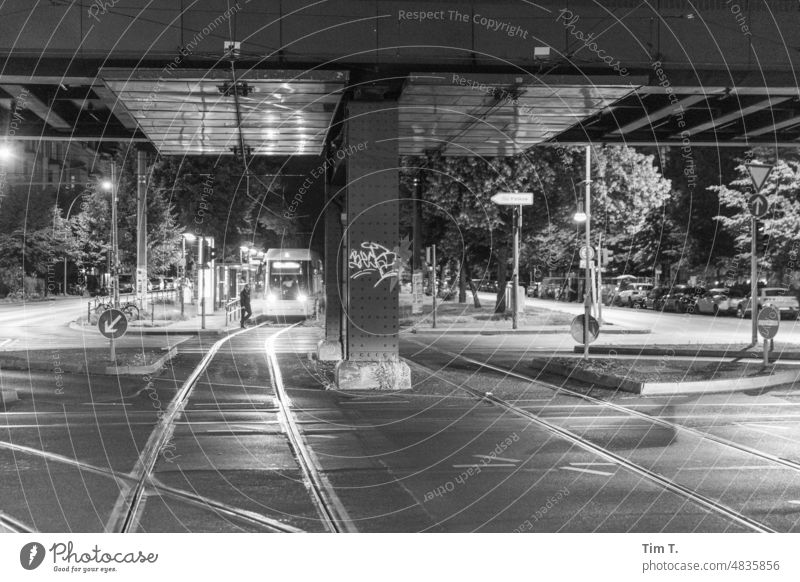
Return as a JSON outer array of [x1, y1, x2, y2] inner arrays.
[[406, 340, 791, 533], [265, 327, 355, 533], [99, 321, 350, 533]]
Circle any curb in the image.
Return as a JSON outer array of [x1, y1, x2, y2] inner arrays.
[[409, 327, 650, 336], [69, 319, 236, 336], [104, 346, 178, 375], [0, 346, 181, 376], [577, 345, 800, 361], [530, 359, 800, 396]]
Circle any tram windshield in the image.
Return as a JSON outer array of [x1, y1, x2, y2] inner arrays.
[[268, 261, 309, 300]]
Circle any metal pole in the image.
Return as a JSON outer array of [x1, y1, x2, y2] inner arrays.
[[110, 335, 115, 363], [751, 216, 758, 344], [597, 231, 603, 324], [432, 244, 437, 329], [583, 145, 592, 360], [763, 338, 769, 366], [111, 163, 119, 309], [180, 237, 185, 317], [136, 150, 147, 313], [512, 206, 519, 329], [199, 236, 206, 329]]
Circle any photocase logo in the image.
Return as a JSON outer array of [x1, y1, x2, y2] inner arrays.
[[20, 542, 46, 570]]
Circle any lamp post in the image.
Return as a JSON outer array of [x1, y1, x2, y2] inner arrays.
[[101, 164, 119, 309], [63, 194, 85, 295], [574, 145, 593, 360], [181, 233, 196, 316]]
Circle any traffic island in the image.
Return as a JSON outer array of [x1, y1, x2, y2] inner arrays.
[[530, 356, 800, 396], [0, 347, 179, 376]]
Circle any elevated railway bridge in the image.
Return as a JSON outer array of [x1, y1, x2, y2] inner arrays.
[[2, 0, 798, 388]]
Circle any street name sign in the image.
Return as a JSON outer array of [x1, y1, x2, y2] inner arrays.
[[98, 309, 128, 339], [748, 194, 769, 218], [757, 306, 780, 340], [746, 163, 773, 193], [491, 192, 534, 206]]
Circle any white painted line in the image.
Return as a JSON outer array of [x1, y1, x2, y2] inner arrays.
[[452, 463, 517, 468], [560, 466, 615, 477], [570, 462, 617, 466], [473, 454, 520, 463], [788, 500, 800, 505], [737, 422, 790, 430], [307, 434, 338, 439]]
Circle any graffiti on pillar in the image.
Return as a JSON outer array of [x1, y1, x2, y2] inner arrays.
[[349, 242, 399, 288]]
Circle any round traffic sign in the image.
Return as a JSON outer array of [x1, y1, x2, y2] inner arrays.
[[757, 306, 780, 339], [570, 314, 600, 344], [748, 194, 769, 218], [579, 246, 595, 260], [98, 308, 128, 339]]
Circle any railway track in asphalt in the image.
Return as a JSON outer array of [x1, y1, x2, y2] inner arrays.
[[405, 340, 800, 533], [103, 322, 350, 534]]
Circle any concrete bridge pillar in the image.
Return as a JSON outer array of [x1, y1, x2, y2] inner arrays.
[[317, 182, 344, 362], [335, 101, 410, 391]]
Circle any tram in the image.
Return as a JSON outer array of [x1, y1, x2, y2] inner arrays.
[[262, 248, 323, 319]]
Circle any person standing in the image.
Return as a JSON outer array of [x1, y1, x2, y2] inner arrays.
[[240, 283, 252, 328]]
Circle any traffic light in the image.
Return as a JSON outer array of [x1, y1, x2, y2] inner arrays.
[[208, 246, 218, 261]]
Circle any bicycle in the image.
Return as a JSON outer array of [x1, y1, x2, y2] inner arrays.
[[94, 300, 139, 321]]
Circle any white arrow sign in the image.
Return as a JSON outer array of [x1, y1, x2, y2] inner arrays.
[[104, 314, 123, 334], [491, 192, 534, 206], [746, 163, 773, 193]]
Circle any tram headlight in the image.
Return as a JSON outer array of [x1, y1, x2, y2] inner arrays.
[[297, 293, 307, 303]]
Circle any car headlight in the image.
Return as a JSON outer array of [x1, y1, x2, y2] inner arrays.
[[297, 293, 307, 303]]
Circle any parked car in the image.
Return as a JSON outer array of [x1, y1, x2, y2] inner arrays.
[[737, 287, 800, 319], [118, 275, 134, 294], [693, 287, 746, 315], [660, 285, 702, 312], [148, 277, 164, 291], [643, 287, 667, 311], [615, 283, 653, 307], [162, 277, 175, 290]]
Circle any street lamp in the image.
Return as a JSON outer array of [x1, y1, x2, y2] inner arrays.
[[62, 194, 85, 295], [101, 167, 119, 308], [0, 143, 12, 162], [180, 232, 196, 316]]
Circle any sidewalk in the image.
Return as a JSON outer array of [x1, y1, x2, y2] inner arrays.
[[401, 294, 650, 336], [74, 300, 263, 336]]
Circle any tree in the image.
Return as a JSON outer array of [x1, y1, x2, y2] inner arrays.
[[0, 205, 79, 294], [712, 157, 800, 286], [405, 145, 671, 311]]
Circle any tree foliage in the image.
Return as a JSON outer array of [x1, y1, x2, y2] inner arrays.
[[712, 157, 800, 284]]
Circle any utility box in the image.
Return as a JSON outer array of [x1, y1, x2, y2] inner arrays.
[[505, 284, 525, 313]]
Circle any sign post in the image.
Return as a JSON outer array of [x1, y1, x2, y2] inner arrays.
[[746, 162, 773, 345], [411, 271, 423, 314], [98, 308, 128, 363], [491, 192, 533, 330], [757, 305, 779, 365]]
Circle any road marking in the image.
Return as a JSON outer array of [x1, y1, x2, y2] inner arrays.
[[560, 466, 615, 476], [452, 463, 517, 468], [473, 454, 520, 463], [307, 434, 338, 439], [788, 500, 800, 505], [569, 462, 617, 466]]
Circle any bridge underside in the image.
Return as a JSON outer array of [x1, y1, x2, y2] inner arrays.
[[2, 66, 800, 151], [3, 0, 799, 388]]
